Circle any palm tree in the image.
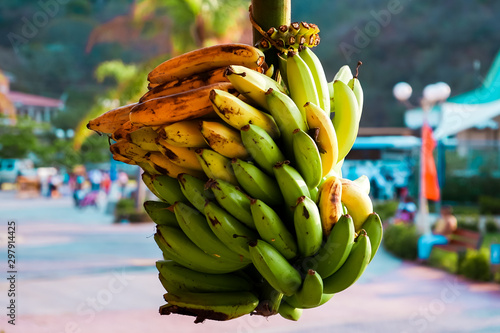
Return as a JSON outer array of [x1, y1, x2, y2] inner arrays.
[[74, 0, 251, 149]]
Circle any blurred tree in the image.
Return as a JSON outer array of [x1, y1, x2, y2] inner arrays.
[[73, 59, 150, 149], [0, 116, 42, 159], [75, 0, 251, 149]]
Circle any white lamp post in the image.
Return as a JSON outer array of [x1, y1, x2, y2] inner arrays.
[[393, 82, 450, 234]]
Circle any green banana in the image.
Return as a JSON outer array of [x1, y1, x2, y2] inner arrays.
[[250, 199, 297, 260], [204, 201, 259, 260], [294, 196, 323, 257], [284, 292, 334, 309], [143, 200, 178, 227], [155, 226, 249, 274], [224, 65, 286, 110], [240, 124, 285, 175], [278, 301, 303, 321], [322, 230, 372, 294], [249, 239, 302, 296], [348, 75, 363, 122], [173, 202, 248, 263], [310, 214, 355, 278], [156, 260, 253, 293], [265, 87, 308, 156], [142, 172, 164, 200], [254, 277, 284, 316], [231, 158, 284, 206], [207, 178, 255, 229], [195, 148, 238, 185], [300, 47, 330, 113], [284, 269, 323, 308], [209, 89, 280, 138], [286, 50, 320, 119], [149, 174, 187, 205], [310, 186, 319, 203], [332, 80, 360, 163], [162, 290, 259, 322], [273, 161, 311, 210], [177, 173, 215, 213], [277, 53, 288, 89], [333, 65, 353, 84], [292, 128, 322, 189], [361, 212, 383, 262]]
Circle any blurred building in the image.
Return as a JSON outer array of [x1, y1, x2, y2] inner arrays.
[[0, 70, 64, 124], [404, 50, 500, 177], [342, 127, 420, 200]]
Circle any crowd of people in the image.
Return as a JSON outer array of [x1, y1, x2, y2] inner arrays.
[[39, 166, 131, 209]]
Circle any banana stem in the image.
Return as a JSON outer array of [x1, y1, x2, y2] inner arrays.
[[251, 0, 291, 69]]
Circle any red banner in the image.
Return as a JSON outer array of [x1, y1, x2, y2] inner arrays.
[[422, 123, 440, 201]]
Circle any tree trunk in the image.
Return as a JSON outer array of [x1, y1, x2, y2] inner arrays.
[[251, 0, 291, 69]]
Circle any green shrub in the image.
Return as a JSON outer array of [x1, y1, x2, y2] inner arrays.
[[373, 200, 399, 223], [428, 249, 459, 274], [494, 270, 500, 284], [450, 205, 479, 215], [479, 196, 500, 215], [383, 223, 420, 260], [114, 198, 151, 223], [485, 217, 499, 233], [458, 249, 491, 281], [115, 198, 136, 214], [442, 174, 500, 204]]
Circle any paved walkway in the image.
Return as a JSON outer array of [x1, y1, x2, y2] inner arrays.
[[1, 191, 499, 333]]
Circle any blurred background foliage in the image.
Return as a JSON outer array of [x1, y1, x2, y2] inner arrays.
[[2, 0, 500, 130], [2, 0, 500, 167]]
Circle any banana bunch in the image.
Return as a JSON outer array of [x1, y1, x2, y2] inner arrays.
[[87, 40, 383, 323]]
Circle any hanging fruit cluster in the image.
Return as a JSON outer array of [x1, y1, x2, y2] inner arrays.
[[87, 19, 383, 323]]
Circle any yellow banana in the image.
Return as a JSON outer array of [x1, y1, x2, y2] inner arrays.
[[109, 140, 150, 162], [112, 153, 136, 165], [111, 121, 144, 142], [129, 82, 234, 126], [200, 121, 249, 159], [148, 43, 265, 84], [140, 67, 228, 102], [353, 175, 370, 195], [195, 149, 238, 185], [155, 137, 203, 171], [224, 65, 287, 110], [318, 175, 343, 237], [157, 120, 207, 148], [209, 89, 280, 139], [148, 151, 205, 179], [341, 178, 373, 231], [136, 161, 161, 175], [126, 126, 160, 151], [87, 103, 136, 134], [304, 102, 339, 177]]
